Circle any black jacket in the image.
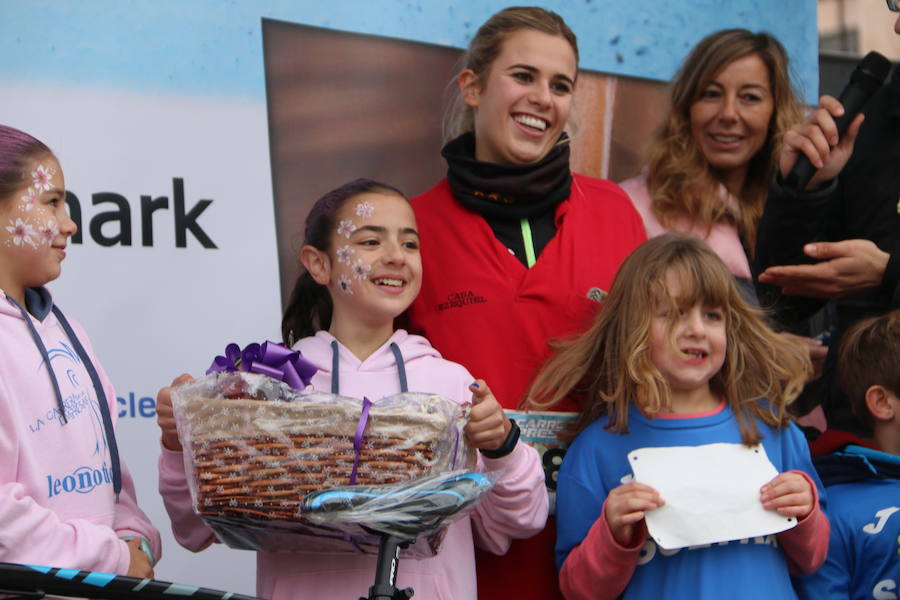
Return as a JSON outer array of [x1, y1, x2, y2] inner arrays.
[[755, 68, 900, 434]]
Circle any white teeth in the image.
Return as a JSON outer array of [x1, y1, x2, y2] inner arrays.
[[514, 115, 548, 131], [711, 135, 740, 143], [374, 278, 403, 287]]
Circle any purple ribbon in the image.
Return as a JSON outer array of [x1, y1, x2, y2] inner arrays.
[[206, 341, 317, 390], [349, 397, 373, 485]]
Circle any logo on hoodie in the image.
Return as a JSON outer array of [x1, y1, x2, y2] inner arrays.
[[46, 462, 114, 497], [29, 342, 107, 459]]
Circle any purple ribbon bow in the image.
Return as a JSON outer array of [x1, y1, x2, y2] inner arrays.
[[206, 341, 317, 390]]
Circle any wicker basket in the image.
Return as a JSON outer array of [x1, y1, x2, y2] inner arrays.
[[171, 372, 474, 555]]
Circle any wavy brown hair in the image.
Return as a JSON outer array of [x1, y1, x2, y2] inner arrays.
[[524, 234, 810, 446], [443, 6, 578, 141], [645, 29, 802, 250]]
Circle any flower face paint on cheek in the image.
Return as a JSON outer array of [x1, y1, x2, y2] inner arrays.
[[5, 163, 59, 250], [20, 188, 37, 212], [333, 199, 378, 294], [352, 259, 371, 280], [336, 245, 355, 265], [38, 219, 60, 246], [335, 219, 359, 293], [335, 256, 373, 295], [5, 218, 38, 248], [333, 246, 364, 294]]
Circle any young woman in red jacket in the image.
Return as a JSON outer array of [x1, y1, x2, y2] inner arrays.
[[405, 7, 646, 598]]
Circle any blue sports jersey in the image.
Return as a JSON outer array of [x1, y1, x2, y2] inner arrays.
[[556, 403, 825, 600], [795, 445, 900, 599]]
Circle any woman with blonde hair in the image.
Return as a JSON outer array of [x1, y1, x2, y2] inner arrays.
[[406, 6, 646, 599], [620, 29, 802, 301]]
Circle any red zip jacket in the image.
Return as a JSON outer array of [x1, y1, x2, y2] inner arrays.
[[408, 174, 646, 599]]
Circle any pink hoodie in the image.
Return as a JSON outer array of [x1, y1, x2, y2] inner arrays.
[[159, 329, 548, 599], [0, 288, 161, 574]]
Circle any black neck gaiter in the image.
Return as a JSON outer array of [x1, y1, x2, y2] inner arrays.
[[441, 132, 573, 266], [442, 131, 572, 219]]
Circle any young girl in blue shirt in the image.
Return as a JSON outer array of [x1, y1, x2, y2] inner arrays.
[[526, 234, 830, 600]]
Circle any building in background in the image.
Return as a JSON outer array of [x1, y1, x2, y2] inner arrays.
[[819, 0, 900, 97]]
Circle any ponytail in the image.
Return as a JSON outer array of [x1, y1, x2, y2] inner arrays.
[[281, 271, 332, 346]]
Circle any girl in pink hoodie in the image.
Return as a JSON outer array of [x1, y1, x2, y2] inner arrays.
[[157, 178, 548, 599], [0, 125, 161, 577]]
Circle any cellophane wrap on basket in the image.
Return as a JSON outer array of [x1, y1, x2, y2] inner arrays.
[[301, 470, 498, 540], [171, 371, 476, 556]]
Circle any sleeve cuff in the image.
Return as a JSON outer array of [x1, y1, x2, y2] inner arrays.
[[771, 172, 838, 201], [880, 250, 900, 307], [121, 535, 157, 566], [480, 437, 528, 467]]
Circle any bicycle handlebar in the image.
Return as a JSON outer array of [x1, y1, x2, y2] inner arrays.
[[0, 562, 262, 600]]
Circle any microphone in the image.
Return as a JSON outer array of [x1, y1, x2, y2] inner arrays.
[[784, 51, 891, 191]]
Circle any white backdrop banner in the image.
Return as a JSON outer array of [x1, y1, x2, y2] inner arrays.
[[0, 1, 818, 597], [1, 81, 277, 593]]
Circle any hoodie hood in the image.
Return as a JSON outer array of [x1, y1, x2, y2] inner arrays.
[[296, 329, 441, 376], [814, 444, 900, 487], [293, 329, 452, 400], [0, 286, 54, 321], [1, 286, 122, 497]]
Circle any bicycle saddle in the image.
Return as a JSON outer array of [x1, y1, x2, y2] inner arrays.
[[301, 470, 494, 540]]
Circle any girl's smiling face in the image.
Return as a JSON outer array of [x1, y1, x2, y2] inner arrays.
[[316, 191, 422, 336], [0, 156, 77, 302], [649, 270, 727, 411], [461, 29, 577, 166]]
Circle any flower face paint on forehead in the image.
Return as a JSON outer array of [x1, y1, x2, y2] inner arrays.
[[31, 164, 56, 192], [17, 163, 56, 213], [355, 201, 374, 218]]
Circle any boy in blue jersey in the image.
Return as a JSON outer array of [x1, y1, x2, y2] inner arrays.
[[795, 309, 900, 598]]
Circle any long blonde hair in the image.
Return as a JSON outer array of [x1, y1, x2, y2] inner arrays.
[[525, 235, 810, 446], [443, 6, 578, 142], [645, 29, 802, 249]]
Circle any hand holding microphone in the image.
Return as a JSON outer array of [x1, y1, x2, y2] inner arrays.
[[780, 51, 891, 191]]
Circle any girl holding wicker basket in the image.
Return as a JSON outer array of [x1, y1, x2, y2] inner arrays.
[[156, 178, 548, 600]]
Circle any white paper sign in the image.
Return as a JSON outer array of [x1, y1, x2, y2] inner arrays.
[[628, 443, 797, 549]]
